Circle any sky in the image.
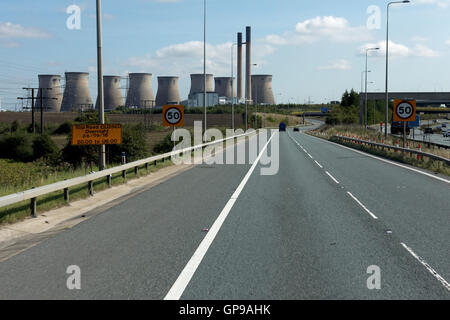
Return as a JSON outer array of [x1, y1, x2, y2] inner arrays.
[[1, 0, 450, 109]]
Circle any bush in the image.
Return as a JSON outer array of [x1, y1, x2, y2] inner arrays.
[[153, 133, 173, 155], [53, 121, 74, 135], [32, 135, 59, 161], [0, 133, 33, 162], [108, 124, 149, 163]]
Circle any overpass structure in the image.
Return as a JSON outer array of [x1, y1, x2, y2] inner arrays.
[[359, 92, 450, 124]]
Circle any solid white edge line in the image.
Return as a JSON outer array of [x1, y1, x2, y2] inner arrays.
[[164, 132, 276, 300], [325, 171, 340, 184], [305, 133, 450, 184], [401, 242, 450, 292], [347, 192, 378, 220]]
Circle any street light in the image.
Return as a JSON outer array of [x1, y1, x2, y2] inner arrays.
[[385, 0, 410, 137], [365, 47, 379, 129], [96, 0, 105, 170], [361, 70, 371, 93], [231, 43, 237, 131], [203, 0, 207, 140]]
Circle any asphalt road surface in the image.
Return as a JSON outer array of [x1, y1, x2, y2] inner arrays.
[[0, 123, 449, 300]]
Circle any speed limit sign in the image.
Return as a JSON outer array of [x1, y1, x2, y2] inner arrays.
[[162, 105, 184, 127], [393, 99, 416, 122]]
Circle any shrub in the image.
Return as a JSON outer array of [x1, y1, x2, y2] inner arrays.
[[0, 133, 33, 162], [108, 124, 149, 163], [32, 135, 59, 161], [53, 121, 74, 135]]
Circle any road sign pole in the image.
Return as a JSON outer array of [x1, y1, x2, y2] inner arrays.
[[403, 121, 406, 148]]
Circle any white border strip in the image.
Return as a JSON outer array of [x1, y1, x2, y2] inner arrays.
[[401, 242, 450, 292], [305, 133, 450, 184], [164, 132, 276, 300], [325, 171, 340, 184]]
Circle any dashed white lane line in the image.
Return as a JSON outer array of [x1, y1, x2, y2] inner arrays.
[[314, 160, 323, 169], [164, 132, 276, 300], [347, 192, 378, 220], [401, 243, 450, 292], [307, 153, 314, 159], [325, 171, 340, 184]]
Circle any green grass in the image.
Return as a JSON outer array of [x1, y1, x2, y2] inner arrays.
[[0, 160, 173, 225]]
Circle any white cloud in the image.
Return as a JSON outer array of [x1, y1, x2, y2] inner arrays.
[[125, 40, 275, 77], [413, 0, 450, 8], [265, 16, 372, 46], [0, 22, 50, 39], [359, 41, 440, 58], [319, 59, 352, 71]]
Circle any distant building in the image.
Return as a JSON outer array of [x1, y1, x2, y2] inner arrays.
[[184, 92, 219, 108]]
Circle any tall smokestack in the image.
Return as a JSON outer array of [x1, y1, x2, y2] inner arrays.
[[237, 32, 243, 101], [245, 26, 252, 104]]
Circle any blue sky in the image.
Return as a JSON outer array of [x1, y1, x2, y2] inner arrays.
[[1, 0, 450, 109]]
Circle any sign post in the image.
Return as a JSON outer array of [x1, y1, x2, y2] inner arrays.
[[393, 99, 416, 148], [72, 124, 122, 146], [162, 105, 185, 149]]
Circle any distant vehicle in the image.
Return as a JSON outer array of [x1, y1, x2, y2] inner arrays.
[[279, 123, 286, 132], [424, 128, 434, 135], [391, 122, 411, 135], [293, 127, 300, 132], [443, 129, 450, 137]]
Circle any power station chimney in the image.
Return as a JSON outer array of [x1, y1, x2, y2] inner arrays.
[[125, 73, 154, 108], [96, 76, 123, 111], [36, 74, 63, 112], [189, 74, 214, 99], [237, 32, 243, 101], [252, 75, 275, 105], [245, 26, 252, 104], [215, 77, 235, 99], [156, 76, 181, 107], [61, 72, 93, 112]]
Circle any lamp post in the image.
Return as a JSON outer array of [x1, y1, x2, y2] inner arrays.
[[365, 47, 379, 129], [203, 0, 207, 140], [231, 43, 237, 131], [385, 0, 410, 137], [96, 0, 105, 170]]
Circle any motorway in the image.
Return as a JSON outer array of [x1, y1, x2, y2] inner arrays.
[[0, 122, 449, 299]]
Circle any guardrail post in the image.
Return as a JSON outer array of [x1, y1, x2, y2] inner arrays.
[[30, 197, 37, 218], [154, 160, 157, 166], [107, 174, 112, 188], [122, 170, 126, 180], [88, 181, 94, 196], [145, 163, 149, 171], [134, 166, 139, 175], [64, 188, 69, 203]]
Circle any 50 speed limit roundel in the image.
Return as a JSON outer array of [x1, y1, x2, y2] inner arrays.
[[162, 105, 185, 127], [393, 99, 416, 122]]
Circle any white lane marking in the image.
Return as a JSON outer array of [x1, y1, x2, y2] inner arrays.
[[164, 132, 276, 300], [306, 134, 450, 184], [325, 171, 340, 184], [314, 160, 323, 169], [307, 153, 314, 159], [401, 242, 450, 292], [347, 192, 378, 220]]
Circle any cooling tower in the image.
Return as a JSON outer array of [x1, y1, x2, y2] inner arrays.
[[245, 26, 252, 103], [95, 76, 123, 111], [61, 72, 93, 112], [189, 74, 214, 99], [237, 32, 243, 100], [252, 75, 275, 105], [125, 73, 155, 108], [35, 75, 63, 112], [156, 76, 181, 107], [214, 77, 235, 99]]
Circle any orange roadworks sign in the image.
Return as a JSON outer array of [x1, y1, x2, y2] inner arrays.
[[162, 105, 184, 127], [393, 99, 416, 122], [72, 124, 122, 146]]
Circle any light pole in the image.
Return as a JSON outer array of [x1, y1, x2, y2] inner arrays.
[[231, 43, 237, 131], [203, 0, 207, 140], [96, 0, 105, 170], [385, 0, 410, 137], [365, 47, 379, 129], [252, 63, 257, 128]]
